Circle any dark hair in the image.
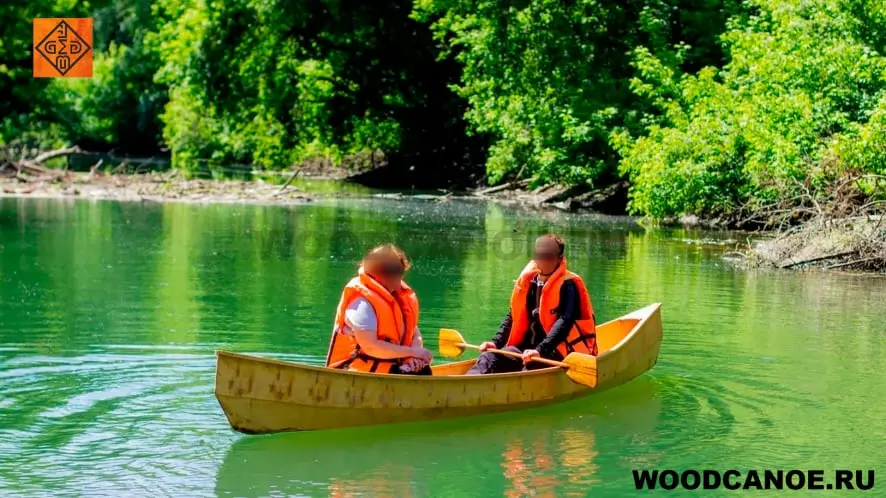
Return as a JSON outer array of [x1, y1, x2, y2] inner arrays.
[[536, 234, 565, 256]]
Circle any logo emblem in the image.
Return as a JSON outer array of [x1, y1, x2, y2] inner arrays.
[[33, 18, 93, 78]]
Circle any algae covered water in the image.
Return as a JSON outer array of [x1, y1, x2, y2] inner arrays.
[[1, 197, 884, 497]]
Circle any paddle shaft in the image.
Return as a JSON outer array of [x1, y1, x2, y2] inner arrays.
[[459, 342, 569, 368]]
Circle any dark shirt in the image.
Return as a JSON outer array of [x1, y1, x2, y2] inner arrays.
[[490, 277, 580, 357]]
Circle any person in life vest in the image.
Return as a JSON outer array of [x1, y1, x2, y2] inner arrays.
[[467, 234, 598, 375], [325, 244, 435, 375]]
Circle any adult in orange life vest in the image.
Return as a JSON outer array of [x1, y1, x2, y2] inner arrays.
[[467, 234, 598, 375], [325, 244, 434, 375]]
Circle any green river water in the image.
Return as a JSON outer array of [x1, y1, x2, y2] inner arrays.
[[0, 196, 884, 497]]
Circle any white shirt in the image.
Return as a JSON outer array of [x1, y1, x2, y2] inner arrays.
[[342, 297, 421, 341]]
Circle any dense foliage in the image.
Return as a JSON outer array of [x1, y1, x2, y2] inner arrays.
[[2, 0, 884, 216], [413, 0, 738, 187], [150, 0, 481, 183], [615, 0, 886, 218]]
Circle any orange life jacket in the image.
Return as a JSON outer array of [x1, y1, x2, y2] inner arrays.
[[505, 259, 598, 356], [325, 267, 419, 373]]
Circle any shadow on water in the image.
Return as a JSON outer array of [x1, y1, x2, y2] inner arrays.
[[214, 377, 663, 497]]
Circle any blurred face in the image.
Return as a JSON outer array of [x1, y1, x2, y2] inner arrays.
[[532, 238, 562, 275], [368, 259, 405, 291]]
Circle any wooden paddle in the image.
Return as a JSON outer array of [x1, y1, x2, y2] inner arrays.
[[438, 328, 597, 388]]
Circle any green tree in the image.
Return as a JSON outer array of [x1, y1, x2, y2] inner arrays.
[[616, 0, 886, 219], [0, 0, 97, 148], [413, 0, 739, 188], [1, 0, 165, 154], [151, 0, 484, 186], [47, 0, 167, 154]]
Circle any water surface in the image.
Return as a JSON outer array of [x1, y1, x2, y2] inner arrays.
[[1, 197, 884, 497]]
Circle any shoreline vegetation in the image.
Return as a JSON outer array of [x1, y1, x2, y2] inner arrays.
[[3, 148, 883, 274], [1, 147, 627, 209], [7, 171, 882, 277], [3, 1, 885, 273]]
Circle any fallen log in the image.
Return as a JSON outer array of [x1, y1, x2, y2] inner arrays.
[[273, 165, 304, 196], [31, 146, 81, 164], [18, 162, 55, 176], [778, 250, 858, 269], [1, 146, 83, 181], [822, 257, 882, 270], [473, 178, 531, 196]]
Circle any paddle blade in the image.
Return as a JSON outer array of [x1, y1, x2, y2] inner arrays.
[[438, 328, 467, 359], [562, 352, 598, 388]]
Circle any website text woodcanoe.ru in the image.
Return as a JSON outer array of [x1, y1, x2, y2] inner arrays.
[[633, 469, 875, 491]]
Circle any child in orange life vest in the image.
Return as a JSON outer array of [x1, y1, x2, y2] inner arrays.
[[467, 234, 598, 375], [325, 244, 434, 375]]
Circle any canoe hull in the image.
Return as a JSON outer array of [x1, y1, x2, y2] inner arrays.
[[216, 386, 594, 434], [215, 357, 594, 434], [214, 303, 662, 433]]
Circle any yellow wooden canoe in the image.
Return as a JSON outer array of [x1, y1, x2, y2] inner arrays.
[[214, 302, 662, 434]]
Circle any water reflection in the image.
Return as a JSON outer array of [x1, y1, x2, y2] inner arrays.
[[214, 377, 661, 497], [327, 464, 419, 498], [3, 197, 886, 496], [500, 436, 566, 498]]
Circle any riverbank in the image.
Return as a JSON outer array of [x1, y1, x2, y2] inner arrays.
[[0, 158, 634, 214], [3, 167, 883, 274], [0, 171, 314, 206], [741, 216, 885, 273], [467, 179, 630, 216], [471, 180, 884, 274]]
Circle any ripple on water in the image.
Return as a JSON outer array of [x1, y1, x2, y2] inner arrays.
[[0, 352, 228, 496], [3, 197, 886, 497]]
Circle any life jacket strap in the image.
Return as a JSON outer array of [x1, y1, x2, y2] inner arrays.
[[332, 345, 399, 372], [565, 320, 598, 356]]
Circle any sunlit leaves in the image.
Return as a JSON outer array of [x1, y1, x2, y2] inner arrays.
[[415, 0, 734, 188], [619, 0, 886, 217]]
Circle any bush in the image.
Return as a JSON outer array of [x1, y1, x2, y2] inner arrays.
[[617, 0, 886, 219], [413, 0, 736, 188]]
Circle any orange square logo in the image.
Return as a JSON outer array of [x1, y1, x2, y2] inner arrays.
[[33, 18, 93, 78]]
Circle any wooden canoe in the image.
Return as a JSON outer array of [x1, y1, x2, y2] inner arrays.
[[214, 302, 662, 434]]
